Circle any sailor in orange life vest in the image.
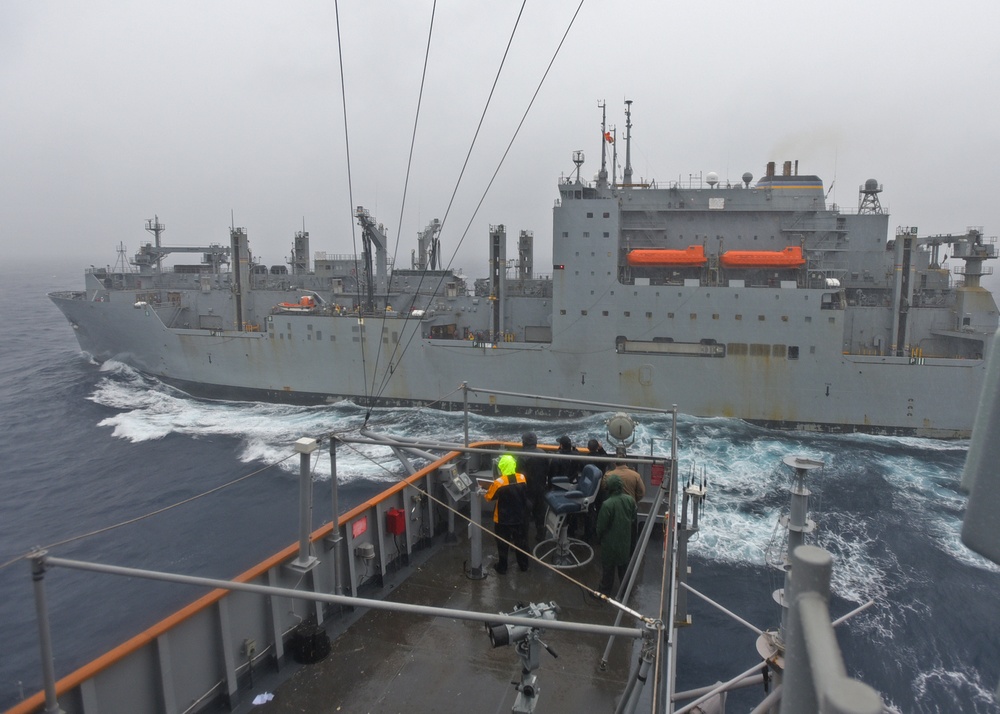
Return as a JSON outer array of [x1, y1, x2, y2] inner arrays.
[[484, 454, 531, 574]]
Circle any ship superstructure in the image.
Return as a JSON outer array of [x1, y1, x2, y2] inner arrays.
[[49, 105, 998, 437]]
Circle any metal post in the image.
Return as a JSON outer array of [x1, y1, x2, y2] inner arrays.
[[778, 456, 822, 647], [446, 383, 470, 544], [329, 438, 343, 594], [292, 438, 319, 570], [615, 624, 657, 714], [30, 551, 65, 714], [779, 545, 885, 714], [469, 484, 484, 578], [462, 381, 469, 447]]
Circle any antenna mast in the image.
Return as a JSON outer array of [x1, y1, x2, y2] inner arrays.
[[144, 215, 165, 274], [598, 100, 608, 188], [623, 100, 633, 187]]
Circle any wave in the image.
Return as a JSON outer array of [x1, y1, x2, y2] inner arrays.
[[87, 365, 992, 580]]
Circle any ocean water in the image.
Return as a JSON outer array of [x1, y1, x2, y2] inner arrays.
[[1, 261, 998, 713]]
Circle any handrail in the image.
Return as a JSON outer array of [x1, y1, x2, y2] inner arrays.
[[7, 445, 467, 714]]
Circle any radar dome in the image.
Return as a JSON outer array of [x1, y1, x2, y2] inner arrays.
[[864, 178, 880, 191], [706, 172, 719, 187], [742, 172, 753, 187]]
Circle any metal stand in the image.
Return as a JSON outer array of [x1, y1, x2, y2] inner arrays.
[[290, 438, 319, 572], [614, 623, 658, 714], [532, 511, 593, 569]]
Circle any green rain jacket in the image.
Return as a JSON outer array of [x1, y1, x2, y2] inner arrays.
[[596, 474, 637, 567]]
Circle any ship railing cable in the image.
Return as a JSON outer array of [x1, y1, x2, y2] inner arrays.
[[364, 0, 528, 409], [333, 0, 372, 421], [365, 0, 587, 413], [362, 0, 439, 418], [333, 434, 656, 627], [0, 451, 299, 573]]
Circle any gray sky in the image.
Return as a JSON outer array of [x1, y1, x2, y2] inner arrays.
[[3, 1, 1000, 293]]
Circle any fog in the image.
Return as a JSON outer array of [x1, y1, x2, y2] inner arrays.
[[2, 1, 999, 293]]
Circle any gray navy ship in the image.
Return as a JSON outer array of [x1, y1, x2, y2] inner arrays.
[[50, 104, 998, 438]]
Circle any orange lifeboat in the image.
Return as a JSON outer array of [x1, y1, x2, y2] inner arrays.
[[276, 295, 318, 312], [720, 246, 805, 268], [627, 245, 707, 267]]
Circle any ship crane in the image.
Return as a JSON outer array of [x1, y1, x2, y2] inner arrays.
[[133, 234, 230, 275], [412, 218, 442, 271], [355, 207, 390, 312], [918, 228, 996, 286]]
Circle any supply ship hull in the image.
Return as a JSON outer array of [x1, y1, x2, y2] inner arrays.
[[50, 152, 998, 438]]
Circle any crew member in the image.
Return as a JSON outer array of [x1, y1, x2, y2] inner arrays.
[[549, 435, 582, 536], [604, 460, 646, 551], [519, 433, 549, 543], [485, 454, 530, 574], [596, 474, 636, 597]]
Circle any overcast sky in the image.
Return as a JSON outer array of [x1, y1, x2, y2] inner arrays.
[[3, 1, 1000, 293]]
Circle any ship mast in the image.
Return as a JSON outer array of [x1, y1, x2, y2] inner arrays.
[[597, 100, 608, 188], [623, 99, 633, 187], [144, 215, 165, 274]]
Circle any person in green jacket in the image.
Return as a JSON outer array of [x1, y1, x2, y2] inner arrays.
[[596, 474, 637, 596]]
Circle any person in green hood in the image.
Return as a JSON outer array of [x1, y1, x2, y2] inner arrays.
[[596, 473, 636, 596]]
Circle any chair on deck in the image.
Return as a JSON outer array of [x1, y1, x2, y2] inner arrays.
[[532, 464, 603, 568]]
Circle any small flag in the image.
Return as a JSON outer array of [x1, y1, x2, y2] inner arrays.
[[604, 131, 614, 143]]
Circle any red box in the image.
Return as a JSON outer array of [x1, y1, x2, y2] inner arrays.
[[650, 463, 665, 487], [386, 508, 406, 535]]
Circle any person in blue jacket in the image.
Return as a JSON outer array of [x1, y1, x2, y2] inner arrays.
[[485, 454, 530, 574]]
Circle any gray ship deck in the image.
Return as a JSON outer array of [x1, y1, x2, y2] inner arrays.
[[237, 521, 659, 713]]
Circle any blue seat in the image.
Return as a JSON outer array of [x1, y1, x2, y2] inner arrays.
[[534, 465, 603, 569], [545, 464, 603, 515]]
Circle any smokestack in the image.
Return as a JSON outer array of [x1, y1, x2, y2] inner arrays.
[[783, 160, 792, 176], [767, 161, 775, 178]]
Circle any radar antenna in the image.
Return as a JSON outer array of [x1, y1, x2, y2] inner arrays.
[[858, 179, 883, 214]]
